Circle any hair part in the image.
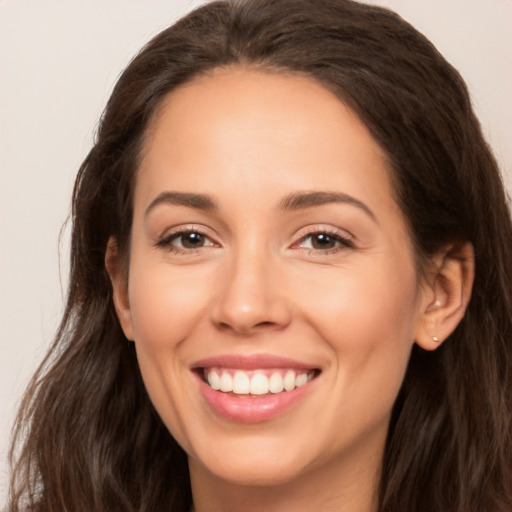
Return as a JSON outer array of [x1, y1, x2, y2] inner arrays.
[[9, 1, 512, 511]]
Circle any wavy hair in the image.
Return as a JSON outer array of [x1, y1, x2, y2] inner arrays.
[[9, 1, 512, 511]]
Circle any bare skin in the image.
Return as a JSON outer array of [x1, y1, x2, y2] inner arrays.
[[106, 68, 473, 512]]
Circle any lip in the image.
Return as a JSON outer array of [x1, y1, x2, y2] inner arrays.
[[191, 354, 320, 423], [192, 354, 318, 371]]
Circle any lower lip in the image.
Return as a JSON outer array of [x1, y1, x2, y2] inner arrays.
[[195, 373, 316, 423]]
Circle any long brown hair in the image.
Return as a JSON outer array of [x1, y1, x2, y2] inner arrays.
[[9, 1, 512, 511]]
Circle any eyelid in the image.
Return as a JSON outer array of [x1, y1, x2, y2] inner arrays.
[[290, 225, 355, 251], [154, 224, 220, 252]]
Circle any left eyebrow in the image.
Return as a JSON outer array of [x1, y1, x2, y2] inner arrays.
[[144, 191, 218, 218], [279, 191, 377, 223]]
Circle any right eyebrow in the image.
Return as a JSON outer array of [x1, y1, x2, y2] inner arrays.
[[144, 191, 217, 218], [279, 190, 377, 223]]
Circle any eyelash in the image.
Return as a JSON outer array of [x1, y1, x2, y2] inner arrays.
[[155, 228, 216, 255], [155, 227, 354, 256], [293, 229, 354, 255]]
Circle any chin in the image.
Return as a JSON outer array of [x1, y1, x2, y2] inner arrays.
[[200, 457, 308, 487], [188, 432, 318, 487]]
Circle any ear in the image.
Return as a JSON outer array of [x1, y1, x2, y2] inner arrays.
[[105, 236, 134, 341], [415, 241, 474, 351]]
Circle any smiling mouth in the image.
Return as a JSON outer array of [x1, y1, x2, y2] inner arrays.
[[201, 368, 320, 396]]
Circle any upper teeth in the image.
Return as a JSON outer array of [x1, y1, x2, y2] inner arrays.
[[205, 368, 315, 395]]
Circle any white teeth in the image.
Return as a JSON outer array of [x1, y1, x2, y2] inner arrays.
[[207, 370, 221, 390], [250, 373, 269, 395], [219, 372, 233, 392], [232, 371, 250, 394], [204, 368, 315, 395], [269, 372, 284, 393], [296, 373, 308, 387], [283, 370, 295, 391]]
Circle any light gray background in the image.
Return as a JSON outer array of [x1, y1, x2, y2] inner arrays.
[[1, 0, 511, 505]]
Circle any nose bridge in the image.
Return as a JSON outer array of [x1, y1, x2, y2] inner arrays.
[[211, 237, 290, 334]]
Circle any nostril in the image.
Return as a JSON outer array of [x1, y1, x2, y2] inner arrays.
[[217, 321, 233, 331], [255, 321, 274, 328], [216, 320, 280, 334]]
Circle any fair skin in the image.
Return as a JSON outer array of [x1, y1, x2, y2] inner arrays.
[[106, 69, 473, 512]]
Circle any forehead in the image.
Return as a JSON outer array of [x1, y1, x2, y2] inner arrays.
[[136, 68, 398, 219]]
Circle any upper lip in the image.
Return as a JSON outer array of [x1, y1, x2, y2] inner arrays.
[[191, 354, 319, 371]]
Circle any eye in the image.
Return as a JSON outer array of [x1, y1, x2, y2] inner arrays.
[[175, 231, 210, 249], [156, 229, 217, 252], [294, 230, 354, 252]]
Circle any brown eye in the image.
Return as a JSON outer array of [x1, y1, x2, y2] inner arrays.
[[157, 230, 216, 252], [310, 233, 337, 249], [180, 232, 206, 248], [296, 231, 354, 252]]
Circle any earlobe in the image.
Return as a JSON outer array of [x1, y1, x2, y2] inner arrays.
[[415, 241, 475, 351], [105, 237, 135, 341]]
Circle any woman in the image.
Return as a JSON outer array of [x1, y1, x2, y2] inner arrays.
[[8, 0, 512, 511]]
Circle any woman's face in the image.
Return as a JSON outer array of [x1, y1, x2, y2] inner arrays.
[[114, 69, 432, 487]]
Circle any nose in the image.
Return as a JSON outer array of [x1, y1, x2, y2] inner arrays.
[[210, 248, 292, 335]]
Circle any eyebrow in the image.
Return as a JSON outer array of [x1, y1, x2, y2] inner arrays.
[[145, 191, 217, 217], [144, 189, 376, 222], [279, 191, 377, 222]]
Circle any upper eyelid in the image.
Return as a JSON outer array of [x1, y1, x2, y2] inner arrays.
[[292, 224, 354, 241], [154, 223, 355, 247], [155, 231, 219, 258], [169, 230, 214, 243], [293, 233, 353, 250], [155, 225, 220, 250], [289, 225, 357, 253], [158, 224, 217, 239]]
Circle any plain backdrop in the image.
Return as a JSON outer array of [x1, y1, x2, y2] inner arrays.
[[1, 0, 511, 505]]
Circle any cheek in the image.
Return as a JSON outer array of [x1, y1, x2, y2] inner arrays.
[[293, 262, 419, 404], [304, 273, 418, 451], [127, 262, 212, 347], [296, 260, 418, 341], [126, 261, 215, 449]]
